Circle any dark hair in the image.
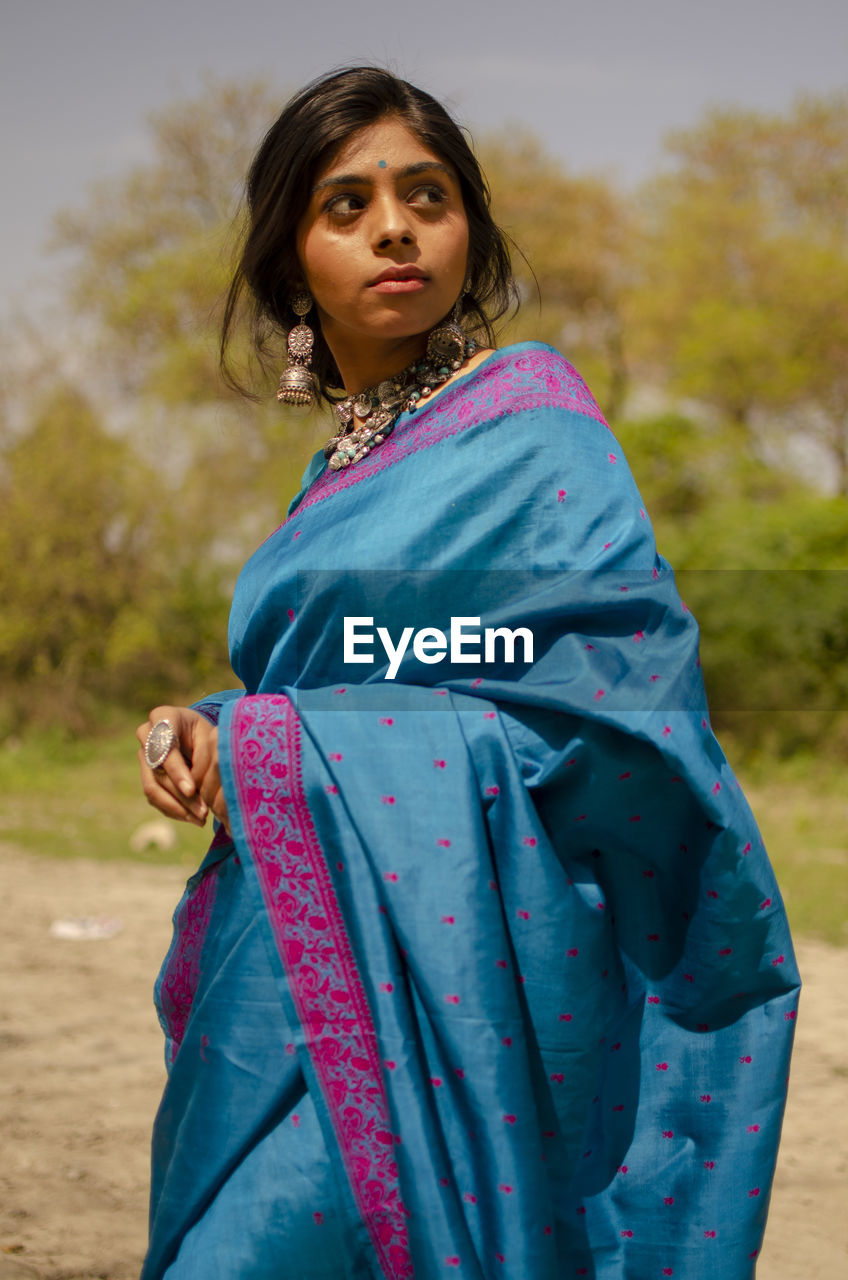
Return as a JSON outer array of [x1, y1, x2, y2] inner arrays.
[[220, 66, 517, 400]]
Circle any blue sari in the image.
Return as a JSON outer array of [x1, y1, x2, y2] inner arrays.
[[144, 343, 798, 1279]]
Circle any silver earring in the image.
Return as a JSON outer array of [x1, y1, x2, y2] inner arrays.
[[425, 283, 470, 370], [277, 291, 315, 407]]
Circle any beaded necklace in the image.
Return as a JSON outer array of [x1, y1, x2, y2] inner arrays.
[[323, 326, 477, 471]]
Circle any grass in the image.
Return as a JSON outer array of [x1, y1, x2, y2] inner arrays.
[[735, 751, 848, 948], [1, 721, 845, 945], [0, 717, 211, 870]]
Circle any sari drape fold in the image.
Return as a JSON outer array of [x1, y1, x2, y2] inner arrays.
[[144, 344, 798, 1279]]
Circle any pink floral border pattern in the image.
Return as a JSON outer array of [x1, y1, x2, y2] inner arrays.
[[158, 867, 218, 1066], [290, 345, 607, 519], [228, 694, 413, 1280]]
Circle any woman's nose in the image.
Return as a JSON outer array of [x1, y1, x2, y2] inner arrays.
[[371, 196, 417, 249]]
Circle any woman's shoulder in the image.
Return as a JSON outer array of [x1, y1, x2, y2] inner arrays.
[[438, 340, 609, 432]]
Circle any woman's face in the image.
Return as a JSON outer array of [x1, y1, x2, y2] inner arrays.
[[296, 116, 470, 382]]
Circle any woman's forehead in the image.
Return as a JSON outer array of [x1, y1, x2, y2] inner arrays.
[[317, 116, 449, 179]]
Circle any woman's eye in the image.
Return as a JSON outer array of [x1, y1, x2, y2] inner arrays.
[[325, 193, 365, 217], [408, 184, 447, 208]]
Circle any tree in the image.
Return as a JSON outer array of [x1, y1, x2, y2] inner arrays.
[[51, 76, 324, 573], [0, 387, 230, 731], [481, 133, 632, 420], [615, 410, 848, 757], [629, 92, 848, 491], [52, 76, 280, 405]]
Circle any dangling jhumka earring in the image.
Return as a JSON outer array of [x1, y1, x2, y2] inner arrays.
[[322, 284, 477, 472], [425, 289, 468, 370], [276, 291, 315, 406]]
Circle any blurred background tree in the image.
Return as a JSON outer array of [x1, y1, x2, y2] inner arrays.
[[627, 92, 848, 492], [0, 386, 232, 735], [50, 76, 323, 549], [482, 133, 631, 421]]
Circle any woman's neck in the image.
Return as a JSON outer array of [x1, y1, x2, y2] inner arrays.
[[329, 333, 429, 395]]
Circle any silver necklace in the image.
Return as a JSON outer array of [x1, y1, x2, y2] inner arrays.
[[323, 317, 476, 471]]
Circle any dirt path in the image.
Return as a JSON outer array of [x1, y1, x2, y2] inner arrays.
[[0, 845, 844, 1279]]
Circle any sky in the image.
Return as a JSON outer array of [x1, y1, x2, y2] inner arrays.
[[2, 0, 847, 321]]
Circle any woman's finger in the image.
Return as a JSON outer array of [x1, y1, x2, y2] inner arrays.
[[189, 723, 217, 789], [138, 710, 207, 820], [138, 749, 208, 826]]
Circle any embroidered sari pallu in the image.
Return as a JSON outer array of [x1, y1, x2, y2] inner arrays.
[[145, 345, 798, 1280]]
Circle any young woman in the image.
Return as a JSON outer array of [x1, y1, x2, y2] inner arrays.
[[137, 67, 798, 1280]]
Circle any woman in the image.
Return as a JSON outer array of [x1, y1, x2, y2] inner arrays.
[[137, 68, 798, 1279]]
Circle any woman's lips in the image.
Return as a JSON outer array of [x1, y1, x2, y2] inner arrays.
[[370, 277, 428, 293], [368, 266, 429, 293]]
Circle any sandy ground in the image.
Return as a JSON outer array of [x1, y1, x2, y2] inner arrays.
[[0, 843, 845, 1280]]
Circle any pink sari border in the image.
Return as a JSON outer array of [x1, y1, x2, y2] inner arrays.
[[158, 869, 218, 1065], [229, 694, 413, 1280], [289, 346, 607, 521]]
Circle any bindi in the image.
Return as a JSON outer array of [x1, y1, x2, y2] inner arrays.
[[378, 160, 387, 168]]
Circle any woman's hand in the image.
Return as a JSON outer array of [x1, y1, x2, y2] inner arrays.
[[136, 706, 230, 834]]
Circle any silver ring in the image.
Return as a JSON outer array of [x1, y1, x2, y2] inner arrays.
[[144, 718, 177, 770]]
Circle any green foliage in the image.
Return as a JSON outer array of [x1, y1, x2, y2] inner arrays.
[[481, 133, 631, 419], [617, 412, 848, 756], [51, 76, 282, 405], [628, 92, 848, 490], [0, 78, 326, 735], [0, 386, 234, 733]]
